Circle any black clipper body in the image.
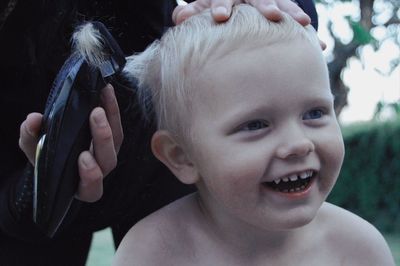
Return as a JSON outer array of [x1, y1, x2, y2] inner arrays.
[[33, 21, 126, 237]]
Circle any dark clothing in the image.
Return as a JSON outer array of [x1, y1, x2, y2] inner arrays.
[[1, 1, 193, 265], [0, 1, 318, 265]]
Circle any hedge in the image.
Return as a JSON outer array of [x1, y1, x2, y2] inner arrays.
[[327, 120, 400, 233]]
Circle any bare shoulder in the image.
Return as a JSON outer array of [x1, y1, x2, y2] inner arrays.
[[319, 202, 395, 266], [112, 194, 198, 266]]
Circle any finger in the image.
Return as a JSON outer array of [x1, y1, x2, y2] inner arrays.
[[173, 1, 207, 25], [100, 84, 123, 153], [172, 5, 186, 25], [275, 0, 311, 26], [90, 107, 117, 176], [76, 151, 103, 202], [210, 0, 235, 22], [19, 113, 43, 165], [246, 0, 283, 22]]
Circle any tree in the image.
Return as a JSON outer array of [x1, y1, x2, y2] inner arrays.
[[319, 0, 400, 115]]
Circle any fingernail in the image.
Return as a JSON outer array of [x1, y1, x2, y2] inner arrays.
[[93, 109, 107, 127], [296, 11, 310, 19], [25, 114, 35, 135], [214, 6, 228, 16], [101, 84, 114, 102], [176, 0, 188, 6], [105, 83, 113, 91], [82, 154, 95, 170]]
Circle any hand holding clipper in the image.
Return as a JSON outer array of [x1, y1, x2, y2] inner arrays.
[[33, 21, 126, 237]]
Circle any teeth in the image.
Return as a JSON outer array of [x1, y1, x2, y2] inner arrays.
[[270, 170, 314, 185], [300, 172, 308, 179]]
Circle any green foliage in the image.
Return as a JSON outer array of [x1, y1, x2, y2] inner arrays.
[[374, 100, 400, 120], [345, 16, 376, 45], [328, 120, 400, 233]]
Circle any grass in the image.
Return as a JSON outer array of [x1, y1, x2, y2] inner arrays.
[[385, 233, 400, 265], [86, 228, 115, 266], [86, 228, 400, 265]]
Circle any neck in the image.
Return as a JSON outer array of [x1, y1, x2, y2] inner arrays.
[[194, 193, 312, 259]]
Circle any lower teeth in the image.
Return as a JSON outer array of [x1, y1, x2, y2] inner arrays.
[[275, 186, 306, 193], [268, 178, 311, 193]]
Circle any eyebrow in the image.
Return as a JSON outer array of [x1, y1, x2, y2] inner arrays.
[[302, 95, 335, 106], [221, 105, 273, 130]]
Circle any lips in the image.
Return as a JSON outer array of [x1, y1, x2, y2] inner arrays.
[[263, 170, 315, 193]]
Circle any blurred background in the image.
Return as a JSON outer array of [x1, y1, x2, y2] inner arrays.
[[87, 0, 400, 265]]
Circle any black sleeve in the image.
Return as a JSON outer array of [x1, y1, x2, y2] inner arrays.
[[0, 164, 44, 240], [0, 0, 80, 241], [0, 0, 179, 241]]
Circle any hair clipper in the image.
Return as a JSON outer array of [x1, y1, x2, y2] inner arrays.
[[33, 21, 126, 237]]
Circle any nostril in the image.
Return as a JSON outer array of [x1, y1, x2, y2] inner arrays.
[[276, 139, 314, 159]]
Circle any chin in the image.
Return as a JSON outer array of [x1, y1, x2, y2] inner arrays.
[[284, 215, 315, 230], [275, 207, 319, 231]]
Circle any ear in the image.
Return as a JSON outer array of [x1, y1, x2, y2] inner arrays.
[[151, 130, 199, 184]]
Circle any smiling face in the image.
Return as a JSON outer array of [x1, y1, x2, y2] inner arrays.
[[182, 38, 345, 231]]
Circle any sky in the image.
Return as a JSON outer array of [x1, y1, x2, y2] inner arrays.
[[316, 2, 400, 124]]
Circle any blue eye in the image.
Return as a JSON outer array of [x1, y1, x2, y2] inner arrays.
[[303, 109, 324, 120], [241, 120, 269, 131]]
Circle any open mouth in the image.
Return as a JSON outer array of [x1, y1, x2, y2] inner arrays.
[[263, 170, 315, 193]]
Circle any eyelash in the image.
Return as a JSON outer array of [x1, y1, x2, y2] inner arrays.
[[303, 108, 326, 120], [240, 120, 269, 131], [234, 107, 328, 134]]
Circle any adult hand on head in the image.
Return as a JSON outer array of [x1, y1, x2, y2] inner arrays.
[[173, 0, 311, 26], [18, 84, 123, 203]]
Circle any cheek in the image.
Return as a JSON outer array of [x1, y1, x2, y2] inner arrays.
[[318, 132, 345, 187], [195, 144, 269, 201], [198, 141, 268, 180], [326, 130, 345, 169]]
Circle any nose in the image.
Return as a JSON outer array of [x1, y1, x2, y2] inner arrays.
[[275, 128, 315, 159]]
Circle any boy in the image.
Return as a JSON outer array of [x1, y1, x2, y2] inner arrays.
[[114, 5, 395, 265]]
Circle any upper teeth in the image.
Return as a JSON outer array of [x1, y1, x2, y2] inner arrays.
[[272, 170, 313, 184]]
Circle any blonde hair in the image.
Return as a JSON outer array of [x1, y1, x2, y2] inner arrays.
[[123, 4, 320, 141]]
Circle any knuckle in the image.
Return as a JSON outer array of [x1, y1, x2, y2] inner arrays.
[[77, 173, 103, 203], [81, 167, 104, 184], [97, 125, 114, 142]]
